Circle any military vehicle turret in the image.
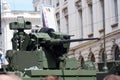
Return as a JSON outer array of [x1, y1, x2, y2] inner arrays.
[[3, 17, 120, 80]]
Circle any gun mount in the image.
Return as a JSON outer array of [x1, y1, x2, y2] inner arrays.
[[4, 17, 120, 80], [7, 17, 100, 70]]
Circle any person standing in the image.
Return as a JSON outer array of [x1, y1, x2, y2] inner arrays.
[[0, 51, 9, 71]]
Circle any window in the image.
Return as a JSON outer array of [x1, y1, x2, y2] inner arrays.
[[56, 2, 59, 7], [87, 0, 92, 6], [88, 52, 95, 62], [64, 0, 67, 2], [34, 7, 37, 11], [56, 0, 59, 7], [88, 4, 94, 37], [0, 24, 1, 34], [62, 7, 69, 34], [49, 0, 52, 5], [114, 0, 118, 22], [99, 0, 104, 36], [111, 44, 120, 60], [111, 0, 118, 29], [75, 0, 82, 11], [78, 55, 84, 68], [57, 20, 60, 32], [78, 10, 83, 38], [63, 7, 68, 16], [56, 12, 60, 20], [65, 15, 69, 34], [56, 12, 60, 32], [0, 11, 1, 34]]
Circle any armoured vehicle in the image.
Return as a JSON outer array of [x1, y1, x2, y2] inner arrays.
[[2, 17, 120, 80]]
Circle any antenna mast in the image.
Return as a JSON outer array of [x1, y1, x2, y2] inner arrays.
[[102, 0, 108, 71]]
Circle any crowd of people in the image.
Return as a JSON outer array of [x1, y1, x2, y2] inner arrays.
[[0, 74, 120, 80]]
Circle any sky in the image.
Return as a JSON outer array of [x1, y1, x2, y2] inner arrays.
[[7, 0, 34, 11]]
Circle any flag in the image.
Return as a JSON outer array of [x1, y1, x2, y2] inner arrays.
[[42, 4, 57, 31]]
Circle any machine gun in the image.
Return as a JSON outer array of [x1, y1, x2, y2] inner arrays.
[[5, 17, 102, 80], [7, 17, 100, 70]]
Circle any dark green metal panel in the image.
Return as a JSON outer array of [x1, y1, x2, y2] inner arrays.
[[8, 50, 44, 71], [65, 57, 79, 69], [59, 77, 96, 80], [25, 70, 96, 76], [23, 70, 96, 80], [23, 77, 96, 80], [23, 78, 44, 80]]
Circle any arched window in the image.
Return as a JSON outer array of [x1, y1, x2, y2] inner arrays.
[[111, 44, 120, 60], [78, 55, 84, 68], [88, 52, 95, 62]]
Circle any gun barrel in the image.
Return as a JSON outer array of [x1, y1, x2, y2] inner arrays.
[[58, 38, 100, 43]]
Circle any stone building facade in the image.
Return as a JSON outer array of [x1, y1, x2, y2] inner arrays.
[[33, 0, 120, 66], [53, 0, 120, 67]]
